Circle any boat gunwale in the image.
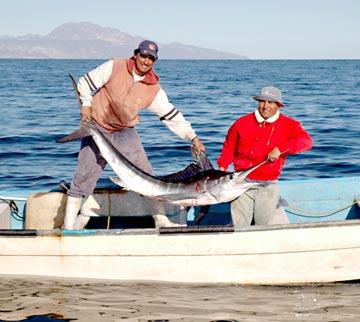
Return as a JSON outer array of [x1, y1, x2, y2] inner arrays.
[[1, 219, 360, 237]]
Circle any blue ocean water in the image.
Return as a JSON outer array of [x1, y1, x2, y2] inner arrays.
[[1, 59, 360, 191]]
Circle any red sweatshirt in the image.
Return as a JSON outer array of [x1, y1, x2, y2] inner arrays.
[[217, 112, 313, 180]]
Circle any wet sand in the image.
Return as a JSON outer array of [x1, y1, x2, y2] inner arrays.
[[1, 276, 360, 321]]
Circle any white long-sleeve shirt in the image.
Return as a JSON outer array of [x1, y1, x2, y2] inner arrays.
[[77, 59, 197, 141]]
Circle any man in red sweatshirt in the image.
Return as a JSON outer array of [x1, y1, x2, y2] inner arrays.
[[217, 86, 312, 227]]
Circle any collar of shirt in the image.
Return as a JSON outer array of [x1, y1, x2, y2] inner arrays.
[[127, 57, 159, 84], [133, 70, 145, 82], [255, 109, 280, 124]]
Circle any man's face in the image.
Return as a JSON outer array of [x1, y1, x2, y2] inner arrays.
[[133, 53, 156, 76], [257, 100, 280, 119]]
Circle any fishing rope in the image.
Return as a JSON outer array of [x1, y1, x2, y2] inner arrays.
[[0, 197, 24, 220], [195, 199, 360, 221], [107, 191, 111, 229], [285, 199, 360, 218]]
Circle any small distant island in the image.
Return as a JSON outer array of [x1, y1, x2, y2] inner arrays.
[[0, 22, 248, 60]]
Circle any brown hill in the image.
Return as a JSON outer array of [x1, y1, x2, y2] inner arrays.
[[0, 22, 248, 60]]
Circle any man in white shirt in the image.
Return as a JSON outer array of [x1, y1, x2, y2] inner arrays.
[[64, 40, 205, 230]]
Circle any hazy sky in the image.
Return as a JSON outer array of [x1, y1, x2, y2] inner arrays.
[[1, 0, 359, 59]]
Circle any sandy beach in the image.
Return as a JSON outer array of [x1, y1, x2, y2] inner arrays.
[[1, 276, 360, 321]]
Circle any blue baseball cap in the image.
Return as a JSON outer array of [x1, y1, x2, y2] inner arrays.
[[137, 40, 158, 60]]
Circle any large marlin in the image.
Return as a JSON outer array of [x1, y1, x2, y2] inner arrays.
[[57, 119, 267, 207]]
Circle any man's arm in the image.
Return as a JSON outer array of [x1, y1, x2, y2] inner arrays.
[[77, 59, 113, 123], [148, 89, 205, 151]]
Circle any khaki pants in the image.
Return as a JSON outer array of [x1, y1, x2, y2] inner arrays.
[[231, 180, 279, 227], [68, 125, 154, 198]]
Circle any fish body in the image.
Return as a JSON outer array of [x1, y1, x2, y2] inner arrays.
[[57, 120, 266, 206]]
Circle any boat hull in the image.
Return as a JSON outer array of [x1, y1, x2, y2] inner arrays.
[[2, 175, 360, 284], [1, 221, 360, 285]]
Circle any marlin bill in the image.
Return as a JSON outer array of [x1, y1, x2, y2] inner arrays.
[[57, 120, 267, 207]]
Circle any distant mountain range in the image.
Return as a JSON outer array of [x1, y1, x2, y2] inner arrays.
[[0, 22, 248, 60]]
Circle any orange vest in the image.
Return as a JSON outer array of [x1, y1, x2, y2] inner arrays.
[[92, 58, 161, 131]]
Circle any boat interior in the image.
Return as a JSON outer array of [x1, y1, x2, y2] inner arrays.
[[1, 176, 360, 231]]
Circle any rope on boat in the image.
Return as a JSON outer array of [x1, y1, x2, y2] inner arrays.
[[0, 197, 24, 220], [107, 191, 111, 229], [285, 199, 360, 218]]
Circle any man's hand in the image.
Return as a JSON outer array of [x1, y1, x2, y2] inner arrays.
[[192, 137, 206, 153], [267, 147, 281, 162], [80, 106, 92, 124]]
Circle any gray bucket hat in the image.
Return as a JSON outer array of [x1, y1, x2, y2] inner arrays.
[[253, 86, 285, 107]]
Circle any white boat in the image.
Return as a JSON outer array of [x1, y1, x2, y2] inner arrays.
[[1, 175, 360, 285]]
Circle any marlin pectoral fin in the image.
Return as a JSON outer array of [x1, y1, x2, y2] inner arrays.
[[56, 126, 90, 143]]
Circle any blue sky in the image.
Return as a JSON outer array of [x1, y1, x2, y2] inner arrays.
[[1, 0, 359, 59]]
